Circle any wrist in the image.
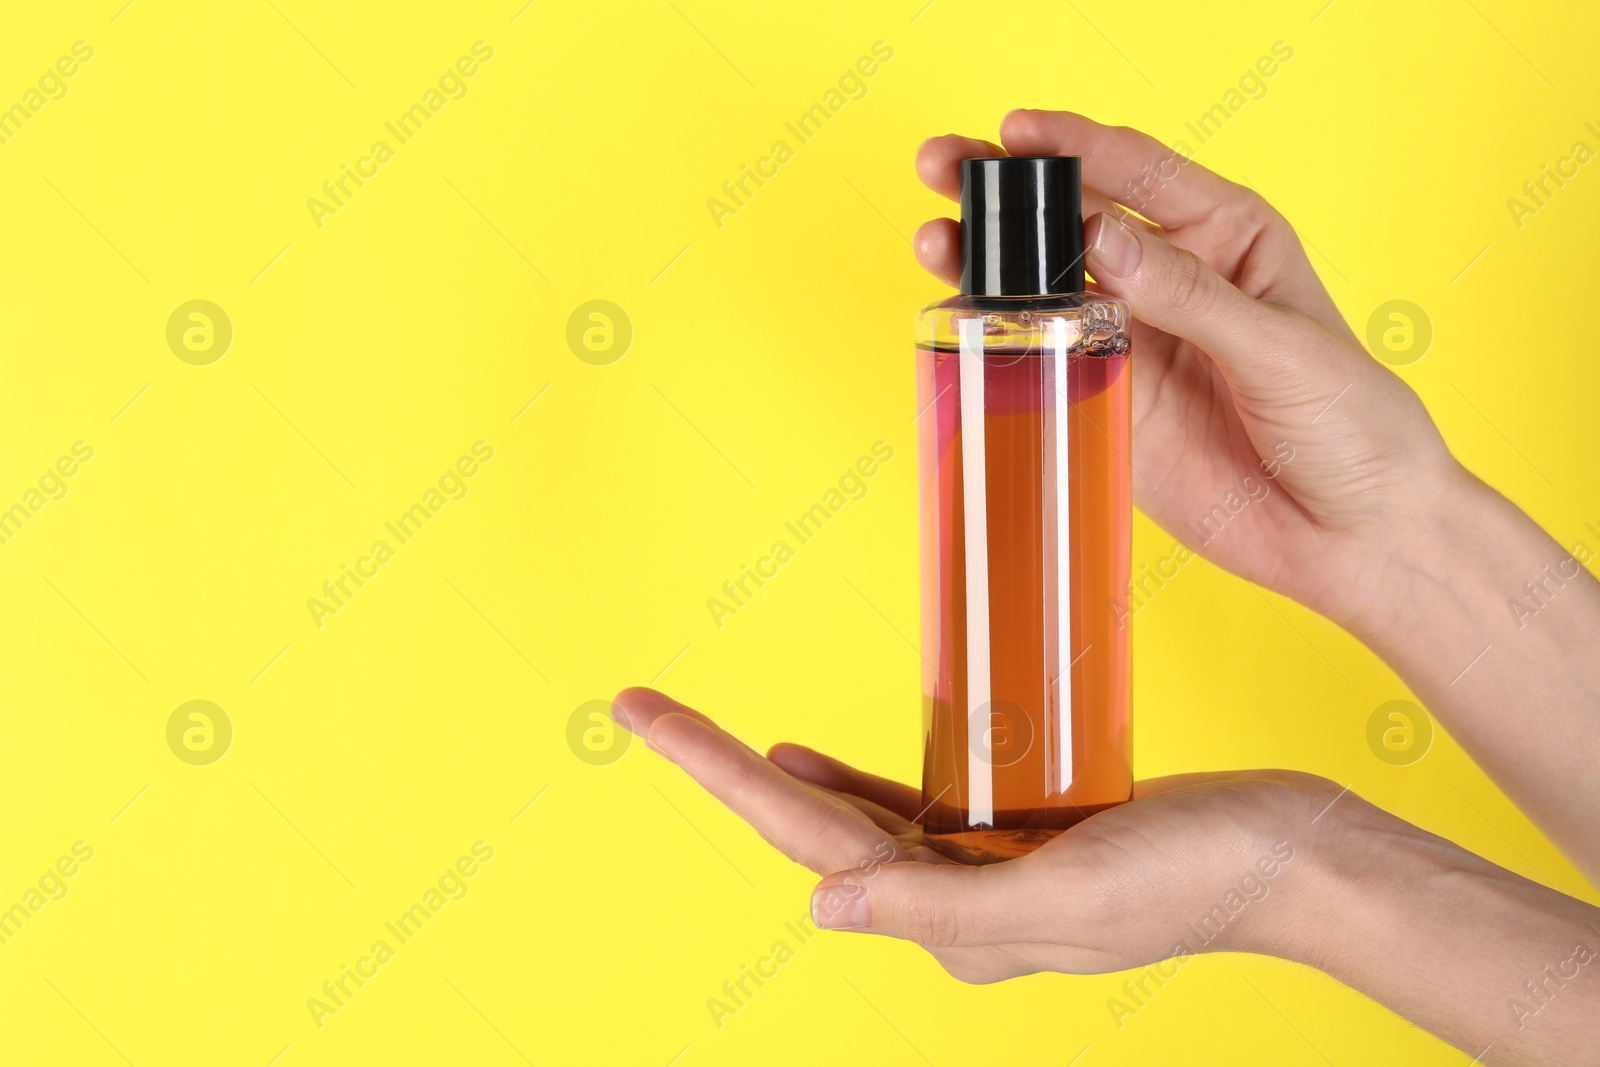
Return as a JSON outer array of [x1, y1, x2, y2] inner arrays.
[[1234, 785, 1516, 973], [1337, 463, 1510, 655], [1269, 790, 1442, 971], [1343, 464, 1600, 883], [1165, 776, 1378, 966], [1267, 792, 1600, 1060], [1201, 779, 1378, 966]]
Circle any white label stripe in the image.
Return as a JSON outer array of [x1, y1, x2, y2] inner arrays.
[[958, 319, 993, 829], [1054, 325, 1074, 792]]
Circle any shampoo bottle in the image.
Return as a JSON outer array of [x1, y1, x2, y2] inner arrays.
[[916, 156, 1133, 863]]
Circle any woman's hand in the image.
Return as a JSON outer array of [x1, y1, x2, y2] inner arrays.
[[611, 687, 1341, 983], [915, 111, 1464, 636], [613, 687, 1600, 1065], [912, 111, 1600, 883]]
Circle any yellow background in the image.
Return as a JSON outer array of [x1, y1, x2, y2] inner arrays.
[[2, 0, 1597, 1063]]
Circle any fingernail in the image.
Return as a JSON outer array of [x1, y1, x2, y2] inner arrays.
[[1090, 213, 1141, 277], [610, 702, 633, 734], [811, 879, 871, 930]]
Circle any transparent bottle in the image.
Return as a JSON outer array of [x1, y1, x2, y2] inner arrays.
[[916, 157, 1133, 864]]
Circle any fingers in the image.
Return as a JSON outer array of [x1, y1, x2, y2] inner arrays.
[[612, 686, 725, 739], [1000, 110, 1249, 231], [768, 742, 924, 822], [915, 204, 1142, 292], [813, 787, 917, 836], [613, 692, 909, 874], [913, 135, 996, 288], [999, 110, 1351, 335], [914, 218, 959, 287], [810, 859, 1048, 946], [914, 128, 1173, 290], [915, 133, 1004, 199], [915, 132, 1145, 219], [1084, 211, 1312, 391]]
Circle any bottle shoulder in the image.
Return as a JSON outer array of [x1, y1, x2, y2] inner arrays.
[[917, 292, 1131, 355], [917, 292, 1127, 316]]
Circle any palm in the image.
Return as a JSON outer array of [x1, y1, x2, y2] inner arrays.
[[615, 688, 1336, 985]]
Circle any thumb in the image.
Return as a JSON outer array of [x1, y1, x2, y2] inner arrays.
[[810, 861, 1041, 948], [1083, 211, 1306, 390]]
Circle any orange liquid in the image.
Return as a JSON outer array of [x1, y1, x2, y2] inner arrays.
[[916, 342, 1132, 863]]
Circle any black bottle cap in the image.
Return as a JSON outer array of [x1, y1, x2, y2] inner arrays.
[[959, 156, 1085, 297]]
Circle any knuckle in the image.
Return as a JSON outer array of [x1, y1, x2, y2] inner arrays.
[[1236, 184, 1274, 221], [1218, 183, 1300, 260], [1164, 249, 1215, 315], [1228, 183, 1284, 233], [902, 892, 960, 948]]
